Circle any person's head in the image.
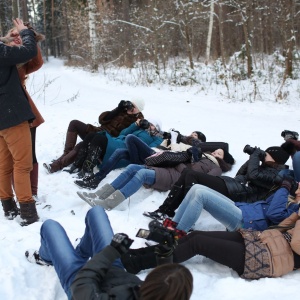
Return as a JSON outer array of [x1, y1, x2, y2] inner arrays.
[[129, 99, 145, 114], [265, 146, 290, 165], [190, 131, 206, 142], [140, 263, 193, 300], [211, 148, 235, 172], [147, 117, 162, 135], [295, 183, 300, 202]]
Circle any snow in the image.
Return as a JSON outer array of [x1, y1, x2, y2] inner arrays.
[[1, 57, 300, 300]]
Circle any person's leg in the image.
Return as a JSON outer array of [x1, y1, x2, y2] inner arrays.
[[30, 127, 39, 196], [125, 134, 155, 164], [75, 206, 123, 268], [292, 151, 300, 182], [110, 164, 146, 190], [118, 168, 155, 198], [39, 219, 87, 297], [173, 230, 245, 275], [68, 119, 89, 141], [173, 185, 243, 232]]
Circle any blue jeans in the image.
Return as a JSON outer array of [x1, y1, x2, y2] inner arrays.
[[125, 134, 155, 164], [278, 151, 300, 182], [111, 164, 155, 198], [39, 206, 123, 299], [173, 184, 243, 232]]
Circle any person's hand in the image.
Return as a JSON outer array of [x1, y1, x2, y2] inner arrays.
[[12, 18, 28, 33], [110, 233, 133, 255]]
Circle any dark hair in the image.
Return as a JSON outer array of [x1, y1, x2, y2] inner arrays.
[[140, 263, 193, 300], [216, 157, 233, 172]]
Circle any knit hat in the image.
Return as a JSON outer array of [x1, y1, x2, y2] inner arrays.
[[194, 131, 206, 142], [265, 146, 290, 165], [132, 99, 145, 112], [147, 117, 162, 132], [223, 150, 234, 165]]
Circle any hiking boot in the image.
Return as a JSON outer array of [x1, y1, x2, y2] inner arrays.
[[20, 202, 39, 226], [74, 175, 103, 190], [143, 210, 168, 221], [97, 190, 126, 211], [1, 198, 19, 220], [25, 250, 50, 266]]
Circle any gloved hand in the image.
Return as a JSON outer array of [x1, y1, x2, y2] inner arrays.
[[110, 233, 134, 255], [139, 119, 150, 130], [187, 146, 202, 162], [281, 176, 298, 196], [257, 148, 266, 162], [118, 100, 127, 111]]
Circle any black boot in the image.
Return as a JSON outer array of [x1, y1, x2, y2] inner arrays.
[[121, 247, 157, 274], [20, 202, 39, 226], [64, 147, 88, 174], [74, 173, 106, 189], [1, 198, 19, 220], [81, 145, 102, 175]]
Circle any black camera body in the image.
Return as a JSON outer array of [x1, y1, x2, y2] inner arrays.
[[281, 130, 299, 141], [243, 144, 256, 155]]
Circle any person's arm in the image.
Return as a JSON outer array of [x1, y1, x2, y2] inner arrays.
[[70, 245, 120, 299], [119, 122, 140, 136], [265, 188, 300, 224], [148, 137, 163, 148], [0, 19, 37, 65], [23, 46, 43, 75]]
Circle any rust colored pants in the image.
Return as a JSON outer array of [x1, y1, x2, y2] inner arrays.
[[0, 122, 33, 203]]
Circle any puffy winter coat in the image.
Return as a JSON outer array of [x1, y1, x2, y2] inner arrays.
[[239, 212, 300, 279], [71, 245, 141, 299], [236, 187, 299, 231], [17, 46, 44, 128], [0, 29, 36, 130], [146, 157, 222, 192], [221, 148, 288, 203], [101, 122, 163, 169]]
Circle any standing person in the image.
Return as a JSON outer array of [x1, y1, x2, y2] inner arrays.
[[25, 206, 193, 300], [44, 99, 145, 173], [0, 18, 39, 225], [4, 23, 45, 199]]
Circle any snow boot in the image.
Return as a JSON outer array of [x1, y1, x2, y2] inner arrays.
[[97, 190, 126, 211], [19, 202, 39, 226], [1, 198, 19, 220]]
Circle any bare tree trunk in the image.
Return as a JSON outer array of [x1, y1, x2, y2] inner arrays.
[[20, 0, 28, 21], [217, 1, 226, 66], [12, 0, 19, 18], [87, 0, 98, 71], [206, 0, 215, 63]]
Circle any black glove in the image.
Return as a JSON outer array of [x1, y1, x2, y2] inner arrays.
[[139, 119, 150, 130], [110, 233, 133, 255], [118, 100, 127, 111], [281, 140, 297, 156], [281, 176, 298, 196], [187, 146, 202, 162], [258, 149, 266, 162], [163, 132, 171, 140]]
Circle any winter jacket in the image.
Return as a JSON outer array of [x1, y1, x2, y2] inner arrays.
[[146, 157, 222, 192], [17, 46, 44, 128], [235, 187, 300, 231], [86, 107, 144, 137], [70, 245, 142, 300], [0, 29, 37, 130], [239, 212, 300, 279], [101, 122, 163, 169], [220, 148, 288, 203]]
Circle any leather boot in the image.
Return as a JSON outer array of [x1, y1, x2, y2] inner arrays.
[[45, 149, 78, 173], [20, 201, 39, 226], [82, 145, 102, 174], [1, 198, 19, 220], [63, 131, 78, 155], [64, 147, 88, 174], [30, 163, 39, 196]]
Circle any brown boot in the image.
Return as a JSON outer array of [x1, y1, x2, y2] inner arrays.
[[44, 149, 78, 173], [1, 198, 19, 220], [20, 201, 39, 226], [30, 163, 39, 196], [63, 131, 78, 155]]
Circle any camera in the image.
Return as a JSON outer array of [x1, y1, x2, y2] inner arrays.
[[139, 119, 150, 130], [243, 144, 256, 155], [124, 100, 134, 112], [281, 130, 299, 141]]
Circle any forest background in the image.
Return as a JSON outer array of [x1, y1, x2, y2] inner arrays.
[[1, 0, 300, 102]]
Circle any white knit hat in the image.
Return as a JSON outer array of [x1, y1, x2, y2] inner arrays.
[[132, 98, 145, 112], [147, 116, 162, 132]]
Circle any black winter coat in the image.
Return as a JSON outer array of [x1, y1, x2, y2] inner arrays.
[[220, 149, 287, 203], [70, 246, 142, 300], [0, 29, 37, 130]]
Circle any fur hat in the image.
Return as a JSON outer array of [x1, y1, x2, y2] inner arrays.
[[223, 150, 234, 165], [132, 99, 145, 112], [265, 146, 290, 165], [194, 131, 206, 142]]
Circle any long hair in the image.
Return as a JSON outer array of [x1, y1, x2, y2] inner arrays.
[[140, 263, 193, 300]]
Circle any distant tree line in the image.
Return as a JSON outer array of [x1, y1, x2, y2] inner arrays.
[[1, 0, 299, 80]]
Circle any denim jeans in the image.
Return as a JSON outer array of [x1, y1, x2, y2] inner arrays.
[[110, 164, 155, 198], [173, 184, 243, 232], [125, 134, 155, 164], [39, 206, 123, 299]]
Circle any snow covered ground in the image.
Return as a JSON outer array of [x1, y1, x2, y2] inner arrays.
[[1, 57, 300, 300]]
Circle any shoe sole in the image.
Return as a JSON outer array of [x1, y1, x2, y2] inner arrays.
[[143, 211, 163, 221], [43, 163, 51, 174], [74, 181, 97, 190]]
